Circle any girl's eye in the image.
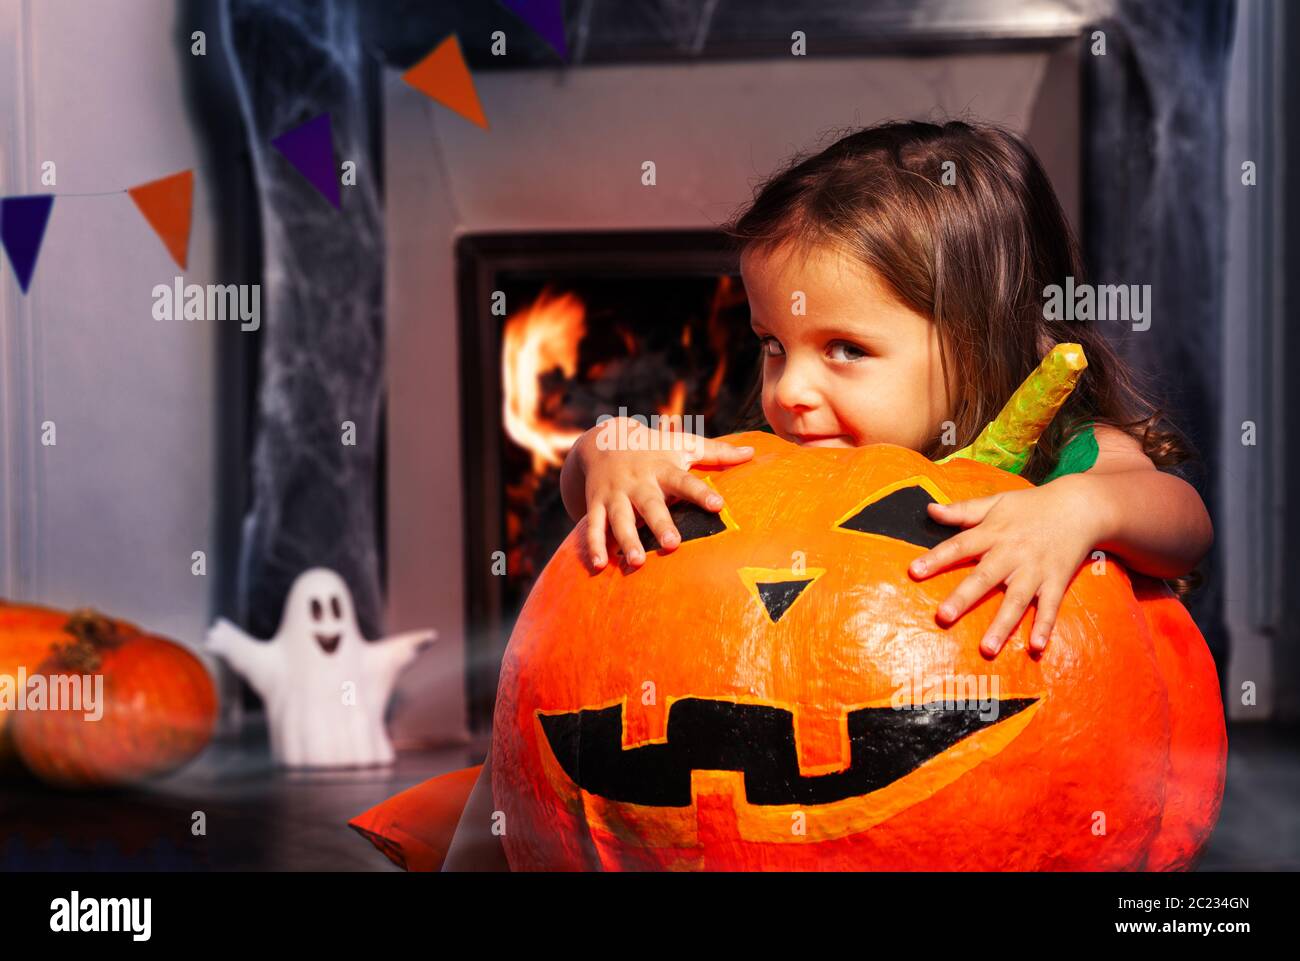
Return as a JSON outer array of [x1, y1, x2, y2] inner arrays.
[[759, 335, 784, 357], [828, 341, 869, 362]]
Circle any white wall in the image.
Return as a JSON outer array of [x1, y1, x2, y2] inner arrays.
[[0, 0, 217, 647]]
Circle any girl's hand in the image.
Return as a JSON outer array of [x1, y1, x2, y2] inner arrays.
[[575, 418, 754, 571], [905, 475, 1104, 657]]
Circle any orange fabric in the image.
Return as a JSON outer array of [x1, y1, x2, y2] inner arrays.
[[348, 764, 483, 872]]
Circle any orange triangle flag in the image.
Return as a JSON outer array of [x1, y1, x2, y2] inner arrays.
[[402, 34, 489, 130], [128, 170, 194, 270]]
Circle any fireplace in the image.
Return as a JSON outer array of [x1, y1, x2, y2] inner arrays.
[[455, 231, 759, 732]]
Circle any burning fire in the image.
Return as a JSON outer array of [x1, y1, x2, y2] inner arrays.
[[661, 380, 686, 421], [501, 278, 742, 474], [498, 276, 747, 584], [501, 288, 588, 473]]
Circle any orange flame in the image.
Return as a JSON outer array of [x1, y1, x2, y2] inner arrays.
[[706, 275, 744, 407], [660, 380, 686, 421], [501, 288, 587, 473]]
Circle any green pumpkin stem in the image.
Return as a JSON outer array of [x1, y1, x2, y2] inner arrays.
[[936, 343, 1088, 473]]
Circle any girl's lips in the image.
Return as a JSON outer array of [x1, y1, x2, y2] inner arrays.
[[792, 433, 850, 446]]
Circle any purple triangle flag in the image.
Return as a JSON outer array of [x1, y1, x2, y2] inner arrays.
[[500, 0, 568, 60], [271, 113, 340, 210], [1, 195, 55, 294]]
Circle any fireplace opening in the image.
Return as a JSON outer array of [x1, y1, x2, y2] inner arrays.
[[456, 231, 760, 733]]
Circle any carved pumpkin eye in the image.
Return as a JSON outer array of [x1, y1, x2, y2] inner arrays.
[[836, 485, 958, 549], [636, 500, 728, 553]]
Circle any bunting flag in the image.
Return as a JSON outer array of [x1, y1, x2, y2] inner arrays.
[[0, 26, 510, 288], [271, 113, 340, 209], [127, 170, 194, 270], [402, 35, 489, 130], [500, 0, 569, 61], [1, 195, 55, 294]]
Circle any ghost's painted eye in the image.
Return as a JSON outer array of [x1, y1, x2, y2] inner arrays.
[[836, 485, 957, 549], [311, 598, 323, 621], [637, 501, 729, 553], [331, 596, 343, 619]]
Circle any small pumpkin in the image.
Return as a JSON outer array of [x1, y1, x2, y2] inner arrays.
[[491, 432, 1227, 870], [8, 606, 217, 788], [0, 601, 138, 769]]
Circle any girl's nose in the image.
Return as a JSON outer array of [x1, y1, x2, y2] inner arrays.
[[772, 358, 821, 412]]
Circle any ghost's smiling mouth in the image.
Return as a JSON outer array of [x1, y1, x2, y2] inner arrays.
[[315, 633, 342, 655]]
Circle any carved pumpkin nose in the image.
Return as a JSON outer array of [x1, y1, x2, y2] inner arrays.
[[738, 567, 826, 623], [755, 579, 812, 622]]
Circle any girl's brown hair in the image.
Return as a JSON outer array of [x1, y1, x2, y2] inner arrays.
[[720, 119, 1203, 600]]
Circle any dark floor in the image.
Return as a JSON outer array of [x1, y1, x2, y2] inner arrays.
[[1200, 722, 1300, 870], [1, 722, 1295, 871], [0, 736, 481, 871]]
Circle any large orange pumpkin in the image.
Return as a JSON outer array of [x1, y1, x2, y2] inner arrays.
[[491, 431, 1227, 870], [7, 606, 217, 788]]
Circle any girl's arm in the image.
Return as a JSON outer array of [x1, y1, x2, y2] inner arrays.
[[908, 424, 1214, 655], [1065, 425, 1213, 578]]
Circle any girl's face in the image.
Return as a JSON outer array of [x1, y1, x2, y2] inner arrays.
[[741, 241, 953, 450]]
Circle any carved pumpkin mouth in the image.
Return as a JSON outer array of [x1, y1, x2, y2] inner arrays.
[[537, 695, 1040, 807], [315, 633, 341, 655]]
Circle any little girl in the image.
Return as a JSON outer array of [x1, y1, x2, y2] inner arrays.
[[443, 118, 1214, 871], [560, 118, 1212, 658]]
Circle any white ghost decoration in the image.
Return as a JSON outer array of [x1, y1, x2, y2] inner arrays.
[[206, 567, 435, 768]]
